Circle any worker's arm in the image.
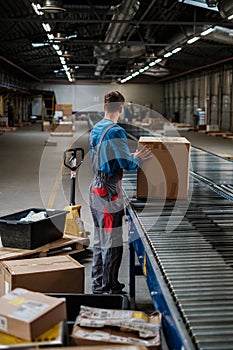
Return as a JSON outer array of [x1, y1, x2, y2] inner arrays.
[[110, 128, 144, 171]]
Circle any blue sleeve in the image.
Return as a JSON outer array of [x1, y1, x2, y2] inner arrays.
[[109, 128, 142, 171]]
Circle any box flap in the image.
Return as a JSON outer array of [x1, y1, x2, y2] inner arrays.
[[1, 255, 84, 274], [139, 136, 190, 145], [0, 288, 65, 321]]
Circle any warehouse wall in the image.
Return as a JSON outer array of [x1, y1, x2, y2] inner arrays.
[[163, 64, 233, 131], [40, 82, 164, 115]]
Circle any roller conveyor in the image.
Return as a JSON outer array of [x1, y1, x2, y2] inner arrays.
[[124, 176, 233, 350], [190, 147, 233, 201], [119, 125, 233, 349]]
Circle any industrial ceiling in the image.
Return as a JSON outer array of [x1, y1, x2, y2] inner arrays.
[[0, 0, 233, 84]]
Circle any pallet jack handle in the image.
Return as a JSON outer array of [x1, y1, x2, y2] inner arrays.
[[63, 147, 84, 171], [63, 147, 85, 205]]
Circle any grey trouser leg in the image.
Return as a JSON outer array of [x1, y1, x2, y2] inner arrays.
[[90, 205, 124, 293]]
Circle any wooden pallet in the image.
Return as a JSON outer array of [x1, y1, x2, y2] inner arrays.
[[0, 127, 17, 133], [209, 132, 233, 137], [171, 123, 192, 128], [218, 154, 233, 160], [50, 132, 73, 137], [222, 134, 233, 140], [0, 234, 89, 260]]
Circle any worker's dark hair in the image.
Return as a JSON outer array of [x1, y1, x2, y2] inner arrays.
[[104, 91, 125, 113]]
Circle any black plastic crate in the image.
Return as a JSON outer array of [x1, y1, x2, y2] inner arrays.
[[48, 293, 129, 333], [0, 208, 67, 249]]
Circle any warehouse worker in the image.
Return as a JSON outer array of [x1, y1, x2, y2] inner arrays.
[[89, 91, 151, 294]]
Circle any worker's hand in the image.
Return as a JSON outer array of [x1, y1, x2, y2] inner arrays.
[[132, 145, 152, 161]]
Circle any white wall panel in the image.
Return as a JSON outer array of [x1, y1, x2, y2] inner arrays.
[[41, 83, 164, 115]]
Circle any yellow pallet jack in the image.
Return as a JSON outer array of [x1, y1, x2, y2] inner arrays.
[[63, 147, 89, 245]]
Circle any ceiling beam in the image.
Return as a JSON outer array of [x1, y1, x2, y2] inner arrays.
[[0, 18, 222, 26]]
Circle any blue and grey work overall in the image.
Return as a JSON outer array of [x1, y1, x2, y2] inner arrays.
[[89, 123, 125, 294]]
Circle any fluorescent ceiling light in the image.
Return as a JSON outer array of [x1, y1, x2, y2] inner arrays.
[[67, 34, 77, 40], [154, 58, 162, 64], [178, 0, 218, 11], [47, 34, 54, 40], [201, 27, 215, 36], [52, 44, 60, 51], [32, 3, 43, 15], [172, 47, 182, 54], [164, 52, 173, 58], [228, 14, 233, 20], [42, 23, 51, 32], [32, 42, 49, 47], [187, 36, 200, 44], [149, 61, 156, 67]]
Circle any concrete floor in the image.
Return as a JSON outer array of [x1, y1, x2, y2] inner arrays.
[[0, 120, 152, 306], [0, 121, 233, 348]]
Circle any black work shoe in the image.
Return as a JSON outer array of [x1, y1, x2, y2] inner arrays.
[[105, 288, 128, 295], [117, 283, 125, 290], [113, 290, 128, 295], [92, 289, 103, 294]]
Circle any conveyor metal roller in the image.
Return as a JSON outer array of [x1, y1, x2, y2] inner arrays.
[[123, 170, 233, 350]]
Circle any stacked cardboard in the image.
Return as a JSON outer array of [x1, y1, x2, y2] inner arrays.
[[71, 306, 161, 349], [55, 104, 72, 118]]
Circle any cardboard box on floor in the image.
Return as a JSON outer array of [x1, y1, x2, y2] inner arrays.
[[0, 255, 84, 296], [71, 306, 161, 350], [137, 136, 190, 200], [0, 288, 66, 341], [0, 321, 64, 348]]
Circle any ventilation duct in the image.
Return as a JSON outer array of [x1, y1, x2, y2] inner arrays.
[[203, 25, 233, 44], [157, 25, 233, 61], [119, 42, 145, 58], [218, 0, 233, 19], [94, 42, 145, 60], [178, 0, 218, 11], [142, 67, 169, 77], [94, 0, 140, 76]]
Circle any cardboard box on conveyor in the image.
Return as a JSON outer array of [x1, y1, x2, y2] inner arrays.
[[71, 306, 162, 349], [0, 288, 66, 341], [137, 136, 190, 200]]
